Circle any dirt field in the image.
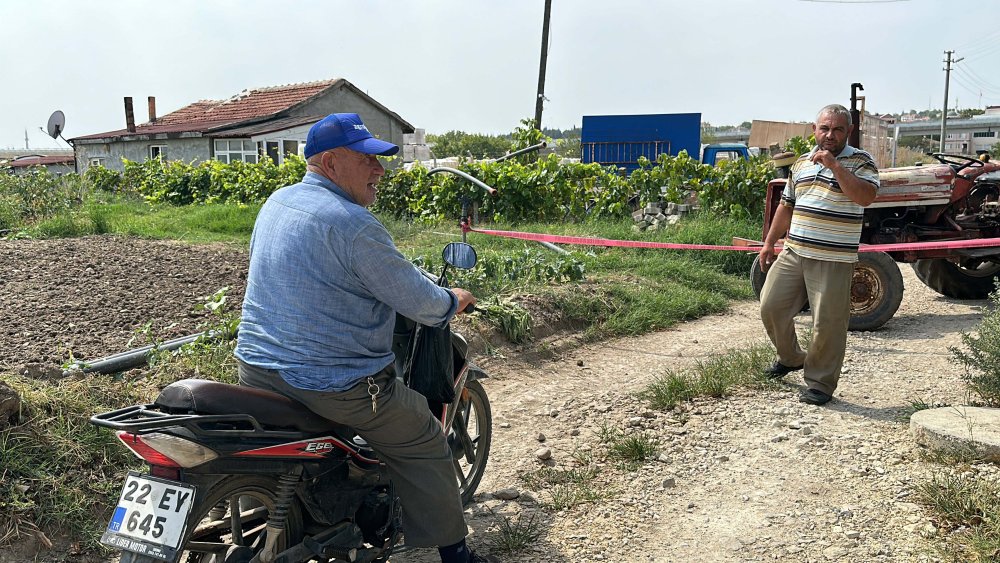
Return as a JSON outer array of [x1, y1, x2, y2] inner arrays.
[[0, 235, 990, 562], [0, 236, 249, 374]]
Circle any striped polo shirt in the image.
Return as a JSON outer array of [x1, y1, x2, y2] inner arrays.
[[781, 145, 880, 263]]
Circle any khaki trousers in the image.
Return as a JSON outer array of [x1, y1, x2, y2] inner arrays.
[[759, 249, 853, 395], [238, 361, 467, 548]]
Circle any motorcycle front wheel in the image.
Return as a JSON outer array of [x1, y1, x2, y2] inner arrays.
[[119, 475, 304, 563], [452, 380, 492, 505]]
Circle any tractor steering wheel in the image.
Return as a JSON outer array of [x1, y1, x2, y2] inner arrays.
[[929, 153, 984, 174]]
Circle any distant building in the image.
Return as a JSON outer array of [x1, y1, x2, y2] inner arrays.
[[0, 151, 76, 176], [70, 78, 415, 172], [896, 112, 1000, 155]]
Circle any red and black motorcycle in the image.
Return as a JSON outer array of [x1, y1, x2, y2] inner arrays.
[[90, 241, 492, 563]]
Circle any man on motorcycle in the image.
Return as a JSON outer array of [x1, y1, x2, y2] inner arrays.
[[235, 113, 494, 563]]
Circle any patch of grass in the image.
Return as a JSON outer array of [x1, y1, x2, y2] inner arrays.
[[24, 197, 259, 244], [597, 422, 659, 470], [641, 344, 775, 410], [0, 375, 150, 550], [915, 471, 1000, 561], [897, 398, 937, 422], [519, 466, 608, 510], [919, 442, 991, 466], [486, 508, 544, 554]]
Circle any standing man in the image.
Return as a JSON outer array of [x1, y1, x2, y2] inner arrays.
[[758, 104, 880, 405], [235, 113, 495, 563]]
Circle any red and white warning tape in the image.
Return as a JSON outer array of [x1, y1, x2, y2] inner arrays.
[[469, 227, 1000, 254]]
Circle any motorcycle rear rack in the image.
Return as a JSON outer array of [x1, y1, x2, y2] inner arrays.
[[90, 404, 317, 440]]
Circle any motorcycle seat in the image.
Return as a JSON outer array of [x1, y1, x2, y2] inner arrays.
[[155, 378, 350, 435]]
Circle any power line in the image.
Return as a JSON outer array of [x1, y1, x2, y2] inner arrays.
[[960, 62, 1000, 92], [954, 68, 1000, 97], [965, 41, 1000, 64], [954, 29, 1000, 54]]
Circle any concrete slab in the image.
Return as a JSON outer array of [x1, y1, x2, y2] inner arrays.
[[910, 406, 1000, 462]]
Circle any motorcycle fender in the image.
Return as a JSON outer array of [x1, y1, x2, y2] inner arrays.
[[466, 364, 489, 381]]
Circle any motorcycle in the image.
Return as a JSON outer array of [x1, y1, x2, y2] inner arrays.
[[90, 239, 492, 563]]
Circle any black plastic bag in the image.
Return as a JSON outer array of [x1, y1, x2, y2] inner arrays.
[[404, 324, 456, 404]]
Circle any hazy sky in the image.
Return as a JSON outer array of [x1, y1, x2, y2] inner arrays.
[[4, 0, 1000, 150]]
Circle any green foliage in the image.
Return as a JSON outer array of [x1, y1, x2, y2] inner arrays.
[[990, 141, 1000, 160], [950, 290, 1000, 406], [783, 135, 815, 157], [378, 149, 772, 225], [695, 154, 774, 221], [116, 156, 306, 205], [628, 151, 709, 209], [0, 168, 90, 227], [83, 165, 121, 192], [510, 118, 550, 154], [427, 130, 510, 159], [477, 297, 533, 344]]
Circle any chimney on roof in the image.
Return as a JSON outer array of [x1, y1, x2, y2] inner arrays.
[[148, 96, 157, 123], [124, 97, 136, 133]]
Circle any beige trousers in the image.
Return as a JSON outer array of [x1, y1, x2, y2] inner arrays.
[[760, 249, 854, 395]]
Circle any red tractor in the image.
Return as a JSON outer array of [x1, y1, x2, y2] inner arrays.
[[747, 153, 1000, 331]]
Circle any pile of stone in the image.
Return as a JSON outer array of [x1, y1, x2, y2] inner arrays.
[[631, 200, 695, 232]]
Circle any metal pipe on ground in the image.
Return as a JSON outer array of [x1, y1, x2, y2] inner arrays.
[[64, 331, 215, 376]]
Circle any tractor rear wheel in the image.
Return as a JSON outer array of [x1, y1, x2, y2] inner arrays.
[[750, 252, 902, 330], [849, 252, 904, 331], [911, 258, 1000, 300]]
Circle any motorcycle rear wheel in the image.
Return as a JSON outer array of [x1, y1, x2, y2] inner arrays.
[[119, 475, 304, 563], [452, 380, 492, 505]]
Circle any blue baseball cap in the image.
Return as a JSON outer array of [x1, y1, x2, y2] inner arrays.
[[304, 113, 399, 158]]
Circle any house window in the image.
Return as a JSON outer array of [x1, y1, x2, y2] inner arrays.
[[214, 139, 258, 164], [974, 131, 997, 138], [149, 145, 167, 159], [89, 157, 107, 168]]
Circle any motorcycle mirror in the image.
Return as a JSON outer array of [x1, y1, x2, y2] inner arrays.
[[442, 242, 477, 270]]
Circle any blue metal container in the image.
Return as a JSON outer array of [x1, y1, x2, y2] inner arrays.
[[581, 113, 701, 173]]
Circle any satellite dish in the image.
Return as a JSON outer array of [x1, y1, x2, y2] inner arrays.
[[46, 110, 65, 139]]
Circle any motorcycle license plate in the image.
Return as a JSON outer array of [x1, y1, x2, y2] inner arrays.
[[101, 471, 196, 562]]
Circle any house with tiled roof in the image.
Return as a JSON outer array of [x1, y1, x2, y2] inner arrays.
[[2, 153, 76, 176], [71, 78, 414, 172]]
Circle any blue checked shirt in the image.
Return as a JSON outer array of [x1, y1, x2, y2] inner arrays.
[[235, 172, 458, 391]]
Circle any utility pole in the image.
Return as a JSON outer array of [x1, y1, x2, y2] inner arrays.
[[940, 50, 963, 152], [533, 0, 552, 130]]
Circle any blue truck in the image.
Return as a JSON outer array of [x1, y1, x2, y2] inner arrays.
[[581, 113, 748, 173]]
